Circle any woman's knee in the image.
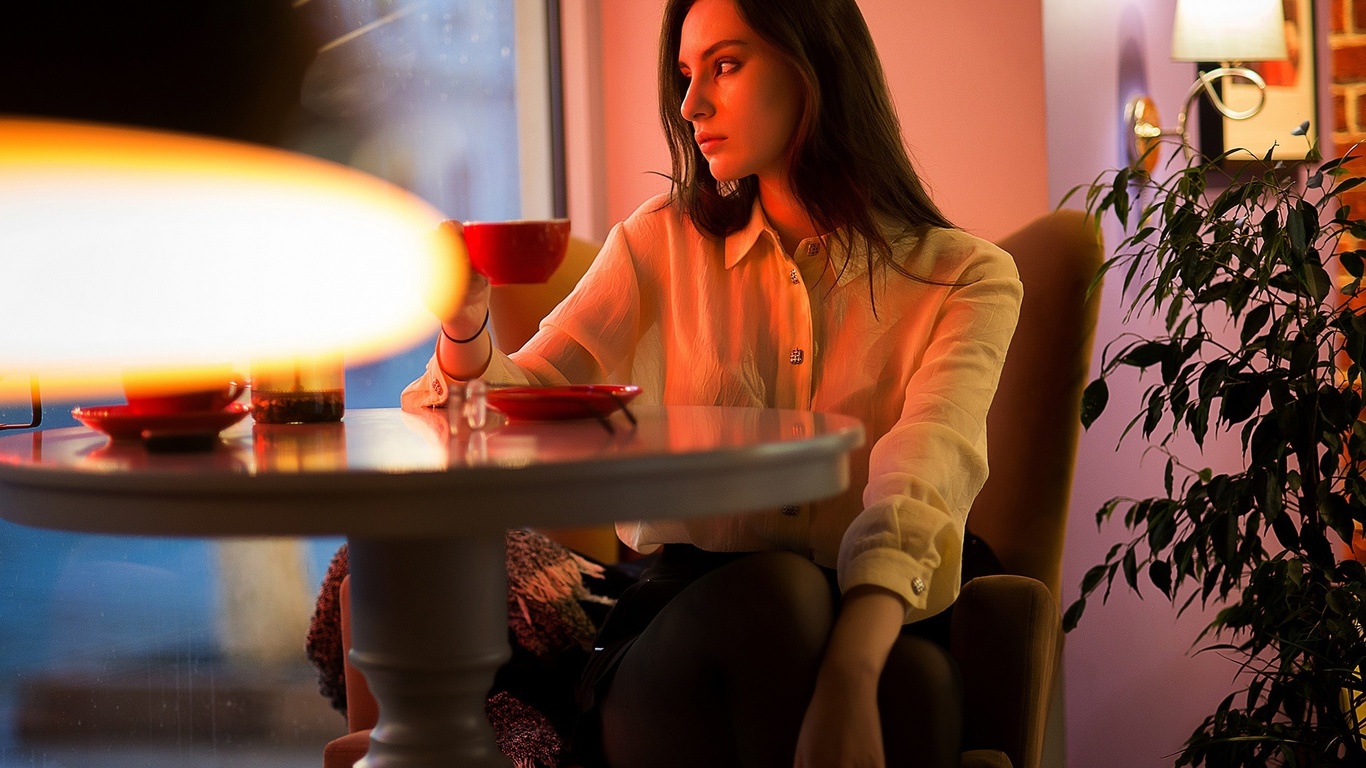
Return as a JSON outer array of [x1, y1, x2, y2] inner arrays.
[[694, 551, 835, 639], [881, 634, 960, 698], [878, 634, 963, 767]]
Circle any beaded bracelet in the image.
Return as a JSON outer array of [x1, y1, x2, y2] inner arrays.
[[441, 309, 490, 344]]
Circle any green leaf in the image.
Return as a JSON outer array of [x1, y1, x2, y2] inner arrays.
[[1287, 206, 1307, 255], [1303, 262, 1332, 303], [1149, 560, 1172, 598], [1149, 504, 1177, 551], [1333, 175, 1366, 197], [1194, 280, 1238, 304], [1198, 360, 1229, 399], [1298, 199, 1320, 245], [1240, 303, 1272, 346], [1262, 470, 1285, 520], [1342, 250, 1366, 279], [1062, 598, 1086, 632], [1120, 341, 1169, 368], [1271, 507, 1298, 549], [1301, 523, 1334, 571], [1144, 390, 1165, 436], [1249, 417, 1282, 464], [1081, 563, 1109, 594], [1220, 380, 1266, 425], [1260, 208, 1280, 243], [1080, 378, 1108, 428], [1113, 173, 1131, 224], [1122, 548, 1139, 590]]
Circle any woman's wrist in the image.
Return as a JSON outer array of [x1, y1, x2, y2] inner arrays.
[[441, 308, 490, 344], [820, 585, 906, 682], [435, 330, 493, 380]]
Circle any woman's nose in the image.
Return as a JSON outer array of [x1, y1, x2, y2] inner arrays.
[[680, 78, 712, 121]]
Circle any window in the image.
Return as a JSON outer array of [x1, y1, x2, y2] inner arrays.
[[0, 2, 558, 763]]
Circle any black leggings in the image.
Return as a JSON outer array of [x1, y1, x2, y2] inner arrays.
[[572, 543, 994, 768]]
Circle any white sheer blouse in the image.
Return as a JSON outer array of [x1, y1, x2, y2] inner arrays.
[[403, 194, 1022, 624]]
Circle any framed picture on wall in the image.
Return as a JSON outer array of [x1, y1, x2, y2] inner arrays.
[[1197, 0, 1318, 162]]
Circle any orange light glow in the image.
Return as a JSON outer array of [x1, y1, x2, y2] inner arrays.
[[0, 118, 467, 400]]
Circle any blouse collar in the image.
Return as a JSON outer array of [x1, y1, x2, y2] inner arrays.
[[724, 199, 896, 288]]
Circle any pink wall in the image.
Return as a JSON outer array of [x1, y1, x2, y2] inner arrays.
[[574, 0, 1050, 243], [599, 0, 670, 236], [860, 1, 1049, 240]]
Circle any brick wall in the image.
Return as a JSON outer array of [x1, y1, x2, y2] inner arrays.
[[1330, 0, 1366, 229], [1332, 0, 1366, 154]]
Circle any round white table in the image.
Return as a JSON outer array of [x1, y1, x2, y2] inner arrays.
[[0, 405, 864, 767]]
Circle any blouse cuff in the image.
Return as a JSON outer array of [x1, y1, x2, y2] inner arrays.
[[399, 342, 535, 412], [399, 350, 460, 410], [840, 547, 945, 625]]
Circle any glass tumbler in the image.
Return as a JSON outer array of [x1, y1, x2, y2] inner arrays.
[[250, 353, 345, 424]]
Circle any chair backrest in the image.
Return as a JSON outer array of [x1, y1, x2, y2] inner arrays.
[[970, 209, 1104, 601]]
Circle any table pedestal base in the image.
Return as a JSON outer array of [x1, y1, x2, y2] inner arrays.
[[348, 535, 512, 768]]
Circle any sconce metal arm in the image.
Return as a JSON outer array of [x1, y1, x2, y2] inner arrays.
[[1126, 66, 1270, 173], [1173, 66, 1269, 148]]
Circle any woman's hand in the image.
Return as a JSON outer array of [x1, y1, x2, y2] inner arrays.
[[794, 666, 885, 768], [441, 265, 491, 340], [794, 585, 906, 768], [435, 220, 492, 336], [432, 220, 495, 379]]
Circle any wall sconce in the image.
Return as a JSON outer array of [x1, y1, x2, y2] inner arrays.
[[1125, 0, 1288, 174]]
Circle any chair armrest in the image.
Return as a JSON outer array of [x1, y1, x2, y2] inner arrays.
[[340, 575, 380, 733], [949, 574, 1061, 768], [961, 748, 1014, 768]]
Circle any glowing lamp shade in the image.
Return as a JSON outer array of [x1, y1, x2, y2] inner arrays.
[[1171, 0, 1288, 63], [0, 119, 466, 398]]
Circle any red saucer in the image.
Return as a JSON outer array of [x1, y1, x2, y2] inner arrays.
[[72, 402, 251, 441], [485, 385, 642, 421]]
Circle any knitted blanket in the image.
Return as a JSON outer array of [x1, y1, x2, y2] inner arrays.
[[305, 529, 634, 768]]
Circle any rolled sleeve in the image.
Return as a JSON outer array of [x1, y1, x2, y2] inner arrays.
[[837, 250, 1022, 624], [399, 337, 538, 411]]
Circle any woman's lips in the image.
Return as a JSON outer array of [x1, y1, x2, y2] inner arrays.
[[696, 134, 724, 153]]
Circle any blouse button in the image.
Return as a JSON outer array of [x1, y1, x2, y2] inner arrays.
[[789, 268, 800, 285], [789, 349, 804, 365], [781, 505, 799, 516], [911, 577, 927, 596], [432, 379, 444, 396], [805, 242, 820, 257]]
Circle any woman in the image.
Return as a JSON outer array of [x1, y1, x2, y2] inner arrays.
[[402, 0, 1022, 765]]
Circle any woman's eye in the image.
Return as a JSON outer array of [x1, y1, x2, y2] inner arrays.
[[715, 58, 739, 75]]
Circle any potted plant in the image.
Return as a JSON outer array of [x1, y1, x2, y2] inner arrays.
[[1065, 126, 1366, 766]]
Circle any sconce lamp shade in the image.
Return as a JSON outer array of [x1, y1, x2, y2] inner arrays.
[[1171, 0, 1288, 62], [0, 118, 467, 399]]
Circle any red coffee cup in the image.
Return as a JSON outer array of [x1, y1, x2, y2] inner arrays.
[[460, 219, 570, 285], [122, 370, 245, 415]]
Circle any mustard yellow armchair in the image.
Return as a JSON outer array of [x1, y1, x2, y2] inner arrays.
[[951, 209, 1103, 768]]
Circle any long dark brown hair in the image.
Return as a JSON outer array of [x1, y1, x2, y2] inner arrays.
[[658, 0, 954, 285]]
